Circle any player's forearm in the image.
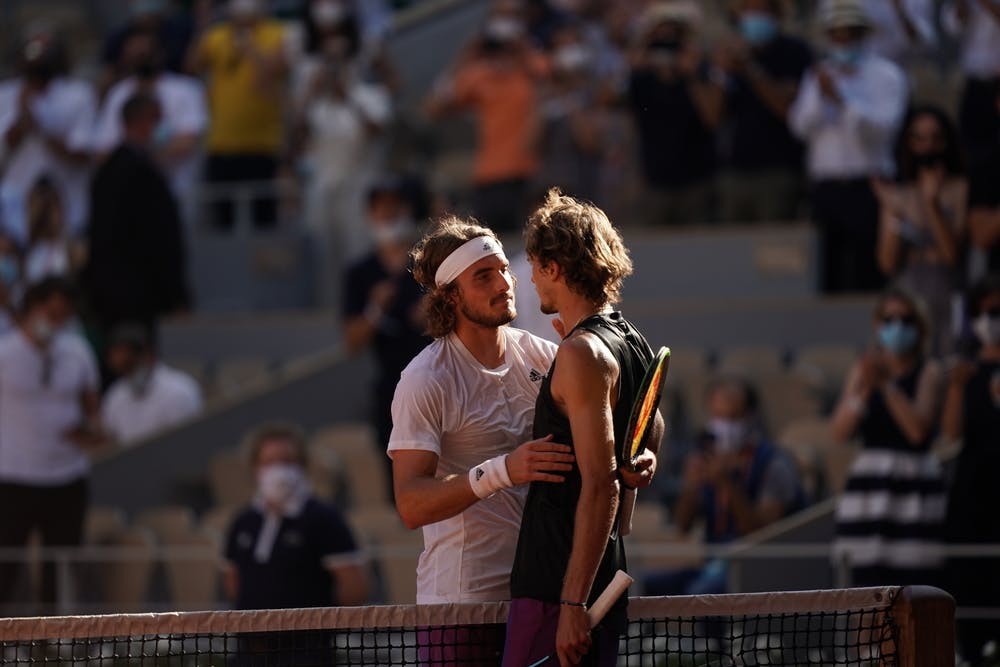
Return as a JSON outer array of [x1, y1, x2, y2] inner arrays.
[[394, 473, 480, 530], [559, 473, 619, 605]]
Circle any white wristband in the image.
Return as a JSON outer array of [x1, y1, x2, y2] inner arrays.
[[468, 454, 513, 499]]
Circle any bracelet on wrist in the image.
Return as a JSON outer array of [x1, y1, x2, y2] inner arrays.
[[560, 599, 587, 609]]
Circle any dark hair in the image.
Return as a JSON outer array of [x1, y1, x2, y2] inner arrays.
[[19, 276, 77, 317], [121, 92, 160, 126], [302, 4, 361, 57], [524, 188, 632, 305], [894, 105, 964, 182], [967, 274, 1000, 318], [243, 422, 309, 468]]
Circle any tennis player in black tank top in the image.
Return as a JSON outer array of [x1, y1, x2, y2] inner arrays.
[[503, 190, 665, 667]]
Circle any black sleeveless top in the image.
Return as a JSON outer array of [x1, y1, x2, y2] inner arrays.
[[510, 312, 653, 612], [858, 360, 933, 452]]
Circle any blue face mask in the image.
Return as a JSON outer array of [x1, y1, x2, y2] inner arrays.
[[829, 45, 864, 68], [739, 12, 778, 46], [878, 320, 918, 355]]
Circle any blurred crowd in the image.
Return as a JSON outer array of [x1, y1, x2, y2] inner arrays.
[[0, 0, 997, 661]]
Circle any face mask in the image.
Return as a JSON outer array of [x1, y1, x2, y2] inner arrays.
[[31, 316, 56, 346], [707, 417, 748, 454], [828, 45, 864, 68], [258, 464, 305, 506], [372, 217, 414, 245], [0, 256, 19, 288], [311, 0, 347, 28], [972, 313, 1000, 346], [485, 17, 524, 42], [739, 11, 778, 46], [553, 44, 591, 73], [878, 320, 919, 355]]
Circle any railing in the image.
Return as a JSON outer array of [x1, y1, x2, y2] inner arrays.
[[0, 542, 996, 620]]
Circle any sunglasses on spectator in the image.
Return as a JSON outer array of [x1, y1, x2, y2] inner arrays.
[[880, 314, 916, 325]]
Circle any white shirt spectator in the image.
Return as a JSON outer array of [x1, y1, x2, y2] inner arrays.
[[93, 73, 207, 221], [942, 0, 1000, 78], [788, 53, 908, 180], [388, 327, 557, 603], [864, 0, 936, 63], [102, 362, 203, 445], [0, 78, 96, 245], [0, 329, 99, 485]]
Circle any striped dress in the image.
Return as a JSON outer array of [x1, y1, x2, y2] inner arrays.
[[832, 361, 946, 587]]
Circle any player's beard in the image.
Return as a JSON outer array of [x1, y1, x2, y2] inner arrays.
[[459, 292, 516, 328]]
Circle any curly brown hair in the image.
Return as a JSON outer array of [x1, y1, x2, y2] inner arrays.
[[524, 188, 632, 305], [410, 215, 502, 339]]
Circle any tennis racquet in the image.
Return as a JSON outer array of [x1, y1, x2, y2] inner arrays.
[[619, 346, 670, 537], [526, 569, 634, 667]]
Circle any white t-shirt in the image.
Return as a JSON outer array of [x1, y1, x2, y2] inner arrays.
[[0, 77, 97, 244], [388, 327, 557, 603], [93, 73, 207, 216], [0, 329, 99, 485], [102, 363, 203, 445]]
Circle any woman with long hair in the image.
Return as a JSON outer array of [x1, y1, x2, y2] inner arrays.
[[875, 105, 968, 355], [830, 287, 946, 586]]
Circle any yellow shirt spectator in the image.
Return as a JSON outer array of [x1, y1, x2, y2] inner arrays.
[[195, 20, 287, 155]]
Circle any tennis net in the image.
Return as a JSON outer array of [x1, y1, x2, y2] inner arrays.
[[0, 586, 952, 666]]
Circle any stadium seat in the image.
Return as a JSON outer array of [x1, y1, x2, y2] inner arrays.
[[95, 527, 155, 612], [200, 505, 240, 545], [161, 529, 222, 611], [134, 505, 197, 543], [793, 344, 859, 399], [716, 344, 787, 377], [663, 346, 708, 382], [84, 506, 128, 545], [756, 368, 825, 436], [777, 416, 857, 497], [310, 424, 388, 508], [346, 506, 420, 605], [208, 448, 255, 507]]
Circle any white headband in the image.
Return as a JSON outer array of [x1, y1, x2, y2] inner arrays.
[[434, 236, 506, 286]]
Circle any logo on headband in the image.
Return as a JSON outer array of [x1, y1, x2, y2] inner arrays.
[[483, 241, 492, 251]]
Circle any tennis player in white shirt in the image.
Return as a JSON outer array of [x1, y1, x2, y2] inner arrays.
[[387, 216, 573, 661]]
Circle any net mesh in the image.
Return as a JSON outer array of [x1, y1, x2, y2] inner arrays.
[[0, 588, 902, 666]]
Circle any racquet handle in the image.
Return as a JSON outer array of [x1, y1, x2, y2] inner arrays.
[[618, 488, 637, 537], [526, 570, 634, 667]]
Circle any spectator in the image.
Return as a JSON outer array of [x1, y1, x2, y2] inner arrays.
[[0, 28, 96, 246], [187, 0, 288, 229], [875, 106, 967, 357], [425, 0, 545, 233], [862, 0, 936, 66], [644, 376, 805, 596], [100, 0, 197, 94], [830, 287, 945, 586], [83, 93, 190, 351], [534, 21, 607, 204], [291, 6, 393, 276], [94, 29, 208, 227], [0, 277, 104, 610], [789, 0, 907, 293], [715, 0, 812, 222], [342, 178, 430, 500], [101, 323, 203, 445], [23, 176, 72, 283], [942, 0, 1000, 211], [942, 275, 1000, 663], [627, 1, 722, 225], [0, 237, 20, 335], [223, 422, 369, 609]]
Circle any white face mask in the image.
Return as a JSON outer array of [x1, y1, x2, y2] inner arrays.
[[553, 43, 591, 74], [485, 17, 524, 42], [707, 417, 748, 454], [972, 313, 1000, 346], [257, 464, 305, 506], [311, 0, 347, 28]]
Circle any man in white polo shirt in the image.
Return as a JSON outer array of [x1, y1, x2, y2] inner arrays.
[[0, 277, 104, 610], [388, 216, 573, 662]]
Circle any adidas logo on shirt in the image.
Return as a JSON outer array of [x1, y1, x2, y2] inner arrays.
[[529, 369, 544, 382]]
